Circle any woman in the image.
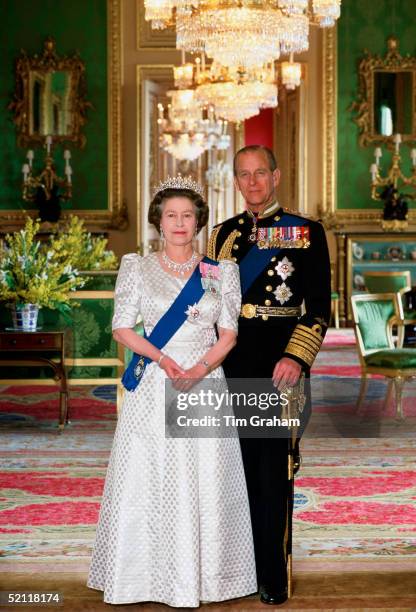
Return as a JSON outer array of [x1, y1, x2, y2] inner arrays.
[[87, 176, 257, 607]]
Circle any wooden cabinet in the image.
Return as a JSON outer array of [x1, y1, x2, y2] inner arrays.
[[334, 231, 416, 325]]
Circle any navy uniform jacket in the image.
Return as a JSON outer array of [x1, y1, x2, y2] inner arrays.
[[207, 204, 331, 376]]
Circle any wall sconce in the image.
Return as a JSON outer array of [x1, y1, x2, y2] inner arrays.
[[369, 133, 416, 231], [21, 135, 73, 222]]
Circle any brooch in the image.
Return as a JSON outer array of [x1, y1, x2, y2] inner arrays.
[[185, 303, 200, 320], [134, 356, 146, 380]]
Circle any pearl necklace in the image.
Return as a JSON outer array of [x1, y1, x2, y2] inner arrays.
[[162, 250, 198, 276]]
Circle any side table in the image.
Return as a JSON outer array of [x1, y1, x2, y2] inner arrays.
[[0, 327, 68, 430]]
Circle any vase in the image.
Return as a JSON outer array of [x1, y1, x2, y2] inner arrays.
[[11, 303, 40, 331]]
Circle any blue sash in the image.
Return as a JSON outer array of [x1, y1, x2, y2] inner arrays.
[[240, 214, 307, 296], [121, 256, 218, 391]]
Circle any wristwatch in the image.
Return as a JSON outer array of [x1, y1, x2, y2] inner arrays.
[[198, 360, 210, 371]]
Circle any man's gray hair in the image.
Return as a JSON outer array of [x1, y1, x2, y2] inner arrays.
[[233, 145, 278, 176]]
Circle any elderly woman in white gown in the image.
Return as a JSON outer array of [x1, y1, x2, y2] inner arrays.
[[87, 176, 257, 607]]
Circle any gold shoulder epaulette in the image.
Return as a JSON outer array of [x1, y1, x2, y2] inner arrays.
[[218, 229, 240, 261], [207, 225, 222, 260]]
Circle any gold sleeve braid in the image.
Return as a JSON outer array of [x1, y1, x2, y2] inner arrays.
[[207, 225, 221, 260], [217, 229, 240, 261], [284, 324, 324, 367]]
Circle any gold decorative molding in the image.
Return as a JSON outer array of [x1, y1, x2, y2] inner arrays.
[[350, 37, 416, 148], [136, 65, 174, 251], [319, 29, 416, 232], [0, 208, 128, 231], [136, 4, 176, 50], [107, 0, 126, 230], [136, 64, 216, 252], [319, 206, 416, 229], [0, 0, 126, 232], [322, 27, 337, 219]]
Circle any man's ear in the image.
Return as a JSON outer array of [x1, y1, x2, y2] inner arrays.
[[233, 176, 241, 192], [272, 168, 281, 189]]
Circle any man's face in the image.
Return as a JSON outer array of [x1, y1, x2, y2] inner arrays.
[[234, 150, 281, 211]]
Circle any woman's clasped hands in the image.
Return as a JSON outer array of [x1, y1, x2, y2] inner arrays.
[[158, 353, 208, 392]]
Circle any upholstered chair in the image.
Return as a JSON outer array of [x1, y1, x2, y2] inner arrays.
[[364, 270, 416, 346], [351, 292, 416, 419]]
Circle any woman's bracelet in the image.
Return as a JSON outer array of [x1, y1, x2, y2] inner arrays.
[[158, 353, 166, 367]]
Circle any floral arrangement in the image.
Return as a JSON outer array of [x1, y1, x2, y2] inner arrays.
[[0, 218, 86, 313], [50, 216, 118, 271]]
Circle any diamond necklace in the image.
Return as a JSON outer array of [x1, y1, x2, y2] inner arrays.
[[161, 250, 198, 276]]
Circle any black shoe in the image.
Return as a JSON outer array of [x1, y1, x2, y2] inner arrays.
[[260, 588, 288, 605]]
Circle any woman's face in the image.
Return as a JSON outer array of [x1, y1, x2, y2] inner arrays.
[[160, 196, 197, 247]]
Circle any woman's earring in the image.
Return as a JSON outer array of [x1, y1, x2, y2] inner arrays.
[[194, 227, 198, 238], [160, 227, 165, 243]]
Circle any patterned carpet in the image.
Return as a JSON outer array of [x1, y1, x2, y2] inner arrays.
[[1, 336, 416, 583]]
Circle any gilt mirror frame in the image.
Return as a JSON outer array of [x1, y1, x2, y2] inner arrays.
[[9, 37, 92, 149], [319, 30, 416, 232], [350, 37, 416, 148], [1, 0, 125, 231]]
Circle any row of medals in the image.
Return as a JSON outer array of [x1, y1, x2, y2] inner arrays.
[[248, 218, 310, 249]]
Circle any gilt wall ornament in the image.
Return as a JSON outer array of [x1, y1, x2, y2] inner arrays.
[[350, 37, 416, 148], [9, 37, 93, 149]]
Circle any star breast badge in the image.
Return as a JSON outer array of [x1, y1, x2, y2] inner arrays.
[[185, 303, 200, 320], [273, 282, 293, 304], [275, 256, 294, 280]]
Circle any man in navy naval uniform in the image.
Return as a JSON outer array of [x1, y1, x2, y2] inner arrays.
[[208, 145, 331, 605]]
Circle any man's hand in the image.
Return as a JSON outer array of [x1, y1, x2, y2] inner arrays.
[[272, 357, 302, 391]]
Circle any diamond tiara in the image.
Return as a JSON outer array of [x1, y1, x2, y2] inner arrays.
[[152, 174, 205, 198]]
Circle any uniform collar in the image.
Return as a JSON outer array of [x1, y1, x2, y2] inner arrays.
[[246, 201, 281, 220]]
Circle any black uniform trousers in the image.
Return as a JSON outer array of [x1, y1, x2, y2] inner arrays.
[[223, 319, 300, 592]]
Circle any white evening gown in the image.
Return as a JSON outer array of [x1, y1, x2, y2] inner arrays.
[[87, 252, 257, 607]]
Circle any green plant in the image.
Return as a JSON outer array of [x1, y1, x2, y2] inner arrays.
[[0, 218, 86, 313], [50, 216, 118, 271]]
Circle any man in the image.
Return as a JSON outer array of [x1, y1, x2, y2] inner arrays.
[[207, 145, 331, 605]]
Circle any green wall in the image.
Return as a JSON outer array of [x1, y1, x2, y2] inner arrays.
[[0, 0, 108, 212], [337, 0, 416, 210]]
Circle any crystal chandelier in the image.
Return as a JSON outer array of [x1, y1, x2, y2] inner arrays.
[[312, 0, 341, 27], [281, 55, 302, 90], [206, 155, 233, 194], [157, 89, 230, 161], [195, 61, 278, 122], [145, 0, 342, 70], [173, 62, 194, 89], [183, 6, 282, 69]]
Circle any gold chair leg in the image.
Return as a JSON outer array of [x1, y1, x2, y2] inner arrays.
[[334, 299, 340, 329], [396, 324, 405, 349], [393, 376, 405, 420], [356, 374, 369, 414], [383, 379, 393, 412]]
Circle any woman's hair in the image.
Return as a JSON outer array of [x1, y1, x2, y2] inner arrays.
[[148, 187, 209, 234]]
